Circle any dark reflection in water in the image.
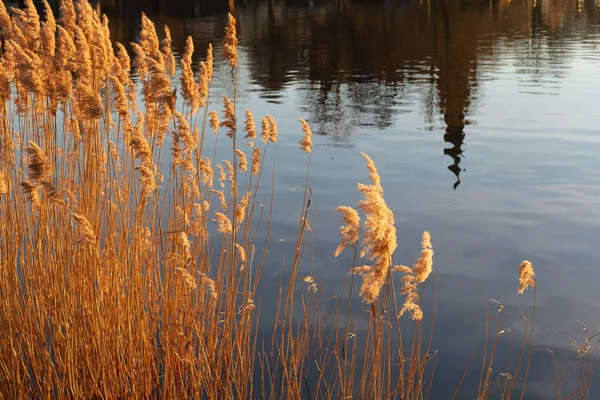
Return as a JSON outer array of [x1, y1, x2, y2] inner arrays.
[[96, 0, 600, 189]]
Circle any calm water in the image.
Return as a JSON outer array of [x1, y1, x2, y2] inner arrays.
[[107, 0, 600, 396]]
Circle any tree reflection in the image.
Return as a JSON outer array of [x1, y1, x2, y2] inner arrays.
[[96, 0, 599, 188]]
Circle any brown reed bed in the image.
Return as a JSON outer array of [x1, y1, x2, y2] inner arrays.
[[0, 1, 597, 398]]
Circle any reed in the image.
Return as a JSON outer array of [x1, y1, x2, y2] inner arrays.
[[0, 2, 596, 399]]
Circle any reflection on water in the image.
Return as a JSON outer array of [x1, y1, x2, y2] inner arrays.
[[99, 0, 600, 189]]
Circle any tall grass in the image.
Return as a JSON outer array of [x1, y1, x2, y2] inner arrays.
[[0, 1, 597, 398]]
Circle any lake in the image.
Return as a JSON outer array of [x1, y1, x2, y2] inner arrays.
[[31, 0, 600, 397]]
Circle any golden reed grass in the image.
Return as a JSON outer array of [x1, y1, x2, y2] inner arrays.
[[0, 2, 595, 399]]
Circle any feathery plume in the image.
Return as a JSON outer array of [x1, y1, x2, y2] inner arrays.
[[20, 0, 41, 50], [72, 213, 97, 249], [250, 147, 261, 176], [73, 27, 93, 82], [21, 182, 40, 210], [199, 157, 214, 188], [299, 118, 313, 153], [355, 153, 397, 304], [59, 0, 77, 35], [40, 0, 56, 57], [0, 2, 13, 40], [41, 181, 64, 205], [209, 111, 219, 134], [244, 110, 257, 143], [115, 42, 131, 74], [397, 231, 434, 321], [518, 260, 536, 294], [334, 206, 360, 257], [176, 231, 192, 261], [223, 160, 234, 182], [215, 211, 232, 234], [26, 141, 51, 183], [199, 273, 217, 299], [136, 162, 157, 196], [304, 276, 318, 293], [75, 81, 103, 120], [222, 13, 238, 67], [221, 96, 236, 138], [140, 13, 162, 64], [0, 173, 7, 195], [235, 191, 250, 226], [211, 189, 227, 210], [235, 149, 248, 172], [413, 231, 433, 283], [235, 243, 246, 263], [217, 164, 226, 188], [161, 26, 176, 76], [109, 75, 129, 119], [130, 42, 148, 77], [175, 112, 197, 153], [261, 115, 278, 144], [176, 267, 197, 290], [180, 36, 200, 111], [197, 45, 213, 106]]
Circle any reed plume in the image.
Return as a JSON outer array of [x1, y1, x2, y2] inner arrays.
[[221, 96, 237, 138], [176, 267, 198, 290], [244, 110, 257, 143], [235, 243, 247, 263], [518, 260, 536, 294], [223, 13, 238, 68], [21, 181, 40, 210], [261, 115, 278, 144], [235, 149, 248, 172], [140, 13, 162, 64], [250, 147, 260, 176], [0, 172, 7, 195], [26, 141, 51, 183], [299, 118, 313, 153], [0, 2, 13, 40], [161, 26, 176, 76], [198, 45, 213, 106], [200, 157, 214, 187], [304, 276, 318, 293], [352, 153, 397, 304], [209, 111, 220, 134], [40, 0, 56, 58], [59, 0, 77, 35], [396, 231, 434, 321], [180, 36, 200, 111], [215, 211, 232, 234], [72, 212, 97, 249], [235, 191, 250, 226], [334, 206, 360, 257], [199, 273, 218, 299]]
